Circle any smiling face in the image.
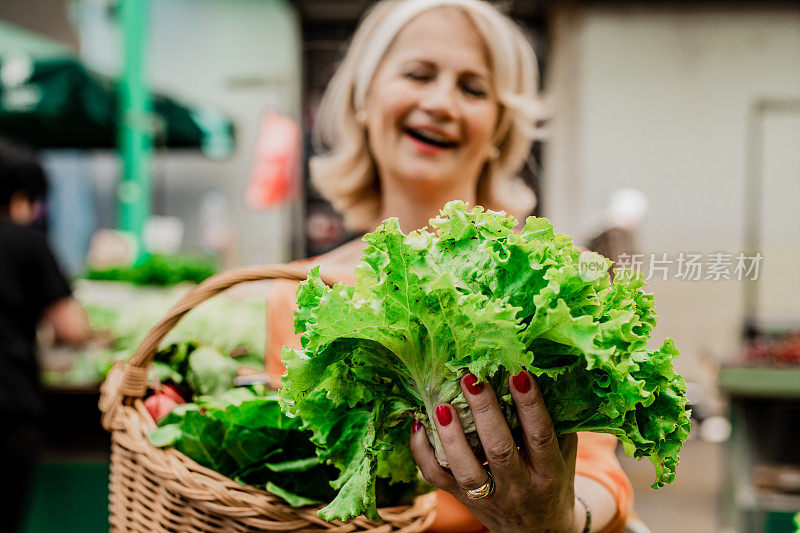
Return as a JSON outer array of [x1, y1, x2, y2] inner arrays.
[[363, 7, 498, 196]]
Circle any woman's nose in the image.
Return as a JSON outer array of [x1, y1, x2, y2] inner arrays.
[[419, 76, 460, 121]]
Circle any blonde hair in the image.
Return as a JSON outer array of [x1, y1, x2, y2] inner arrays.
[[311, 0, 549, 231]]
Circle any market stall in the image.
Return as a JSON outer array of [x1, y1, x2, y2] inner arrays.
[[720, 340, 800, 533], [0, 18, 238, 532], [30, 260, 267, 532], [718, 97, 800, 533]]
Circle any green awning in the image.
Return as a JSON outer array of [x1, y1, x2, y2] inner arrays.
[[0, 31, 234, 155]]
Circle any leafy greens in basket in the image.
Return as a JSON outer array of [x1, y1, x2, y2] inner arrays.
[[280, 201, 690, 522], [150, 388, 338, 506], [148, 387, 426, 509]]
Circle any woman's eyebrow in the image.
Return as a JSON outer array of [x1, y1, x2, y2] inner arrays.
[[461, 69, 491, 81], [399, 58, 434, 70]]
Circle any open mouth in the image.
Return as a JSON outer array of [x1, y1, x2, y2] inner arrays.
[[403, 127, 459, 149]]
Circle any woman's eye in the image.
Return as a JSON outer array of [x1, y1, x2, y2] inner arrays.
[[462, 84, 487, 98], [404, 70, 431, 82]]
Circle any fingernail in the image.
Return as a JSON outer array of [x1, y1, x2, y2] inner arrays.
[[412, 421, 422, 433], [435, 404, 452, 426], [464, 373, 484, 395], [512, 371, 531, 393]]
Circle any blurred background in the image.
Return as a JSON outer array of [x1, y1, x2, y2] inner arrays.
[[0, 1, 798, 532]]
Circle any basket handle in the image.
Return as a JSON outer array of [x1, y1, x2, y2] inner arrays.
[[116, 263, 336, 403]]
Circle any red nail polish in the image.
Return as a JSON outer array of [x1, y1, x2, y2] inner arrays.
[[464, 374, 484, 395], [512, 371, 531, 393], [436, 404, 452, 426], [412, 421, 422, 433]]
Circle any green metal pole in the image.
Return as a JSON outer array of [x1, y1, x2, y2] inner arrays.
[[118, 0, 152, 262]]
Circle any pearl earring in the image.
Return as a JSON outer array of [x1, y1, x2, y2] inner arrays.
[[488, 146, 500, 161]]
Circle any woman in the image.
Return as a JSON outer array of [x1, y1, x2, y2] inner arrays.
[[266, 1, 633, 531]]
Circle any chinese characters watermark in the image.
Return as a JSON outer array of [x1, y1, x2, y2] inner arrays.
[[611, 252, 763, 281]]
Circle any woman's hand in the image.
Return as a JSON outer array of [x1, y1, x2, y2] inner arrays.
[[410, 371, 582, 533]]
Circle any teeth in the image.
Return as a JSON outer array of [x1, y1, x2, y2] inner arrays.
[[418, 130, 450, 143], [407, 127, 456, 146]]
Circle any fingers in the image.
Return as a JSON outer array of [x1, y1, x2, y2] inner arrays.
[[460, 375, 525, 481], [409, 421, 461, 494], [509, 370, 563, 482], [430, 404, 495, 493]]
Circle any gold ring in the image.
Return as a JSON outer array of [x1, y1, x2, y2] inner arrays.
[[464, 471, 494, 500]]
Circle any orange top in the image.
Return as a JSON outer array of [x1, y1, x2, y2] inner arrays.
[[266, 275, 633, 533]]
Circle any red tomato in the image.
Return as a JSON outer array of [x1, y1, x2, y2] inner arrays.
[[144, 393, 180, 422]]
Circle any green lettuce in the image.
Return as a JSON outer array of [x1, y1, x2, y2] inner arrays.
[[280, 201, 690, 521], [148, 388, 340, 506], [148, 387, 427, 511]]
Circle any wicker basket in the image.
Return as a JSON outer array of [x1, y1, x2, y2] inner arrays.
[[99, 264, 437, 532]]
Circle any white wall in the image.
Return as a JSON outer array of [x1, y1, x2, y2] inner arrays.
[[546, 5, 800, 379], [75, 0, 302, 265]]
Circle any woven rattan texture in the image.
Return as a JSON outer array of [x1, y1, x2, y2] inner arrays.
[[99, 265, 437, 532]]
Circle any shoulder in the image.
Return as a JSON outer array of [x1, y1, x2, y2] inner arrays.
[[312, 237, 367, 281], [0, 220, 40, 245], [0, 221, 50, 261], [267, 237, 366, 306], [292, 237, 367, 283]]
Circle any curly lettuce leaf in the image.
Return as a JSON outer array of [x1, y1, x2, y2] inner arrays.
[[281, 201, 690, 520]]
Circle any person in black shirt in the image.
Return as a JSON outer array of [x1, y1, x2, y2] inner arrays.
[[0, 141, 91, 533]]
